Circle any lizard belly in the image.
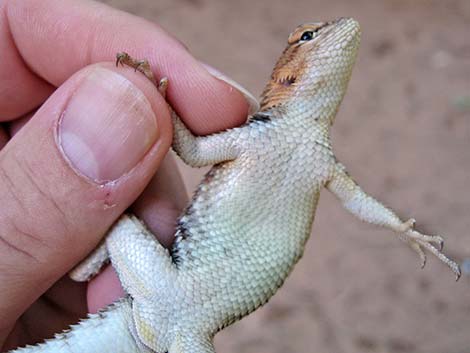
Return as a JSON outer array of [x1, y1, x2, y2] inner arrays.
[[171, 157, 322, 333]]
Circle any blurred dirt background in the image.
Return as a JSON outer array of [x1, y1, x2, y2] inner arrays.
[[100, 0, 470, 352]]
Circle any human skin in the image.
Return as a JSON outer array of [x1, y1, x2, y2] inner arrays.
[[0, 0, 255, 350]]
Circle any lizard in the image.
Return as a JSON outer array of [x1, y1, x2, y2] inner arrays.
[[9, 17, 461, 353]]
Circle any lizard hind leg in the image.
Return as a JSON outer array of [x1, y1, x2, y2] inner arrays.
[[69, 239, 109, 281], [105, 214, 179, 299], [169, 334, 216, 353], [128, 303, 216, 353]]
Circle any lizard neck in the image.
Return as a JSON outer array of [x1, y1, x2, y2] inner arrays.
[[256, 105, 334, 147], [259, 81, 347, 127]]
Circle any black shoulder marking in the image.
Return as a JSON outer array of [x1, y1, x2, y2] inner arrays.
[[170, 217, 193, 266], [249, 113, 271, 122]]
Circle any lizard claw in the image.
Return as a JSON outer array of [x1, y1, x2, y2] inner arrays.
[[116, 52, 129, 67], [405, 228, 444, 250], [114, 52, 157, 85], [158, 78, 169, 98], [397, 220, 459, 279], [405, 238, 426, 268], [399, 228, 461, 280]]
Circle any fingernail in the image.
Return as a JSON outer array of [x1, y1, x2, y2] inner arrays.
[[58, 68, 158, 183], [201, 63, 260, 115]]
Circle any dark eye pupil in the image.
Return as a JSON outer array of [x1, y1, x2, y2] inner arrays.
[[300, 31, 314, 41]]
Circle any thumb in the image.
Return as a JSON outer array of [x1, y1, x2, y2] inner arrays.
[[0, 64, 171, 337]]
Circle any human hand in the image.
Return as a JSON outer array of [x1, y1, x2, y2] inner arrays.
[[0, 0, 256, 350]]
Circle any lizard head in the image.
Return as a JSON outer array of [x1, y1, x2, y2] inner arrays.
[[259, 17, 361, 125]]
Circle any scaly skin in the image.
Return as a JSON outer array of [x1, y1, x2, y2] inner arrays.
[[10, 17, 460, 353]]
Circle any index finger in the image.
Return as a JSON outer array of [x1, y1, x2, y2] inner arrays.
[[1, 0, 257, 134]]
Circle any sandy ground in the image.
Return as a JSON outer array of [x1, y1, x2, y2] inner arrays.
[[99, 0, 470, 352]]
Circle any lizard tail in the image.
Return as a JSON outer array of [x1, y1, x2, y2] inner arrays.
[[9, 298, 140, 353]]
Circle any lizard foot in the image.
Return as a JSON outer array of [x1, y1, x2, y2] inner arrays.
[[397, 223, 461, 281], [116, 52, 157, 85], [396, 218, 444, 250], [115, 52, 169, 97]]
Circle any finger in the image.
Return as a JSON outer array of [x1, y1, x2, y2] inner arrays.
[[0, 2, 54, 121], [132, 154, 188, 248], [0, 127, 8, 149], [0, 63, 172, 336], [1, 276, 88, 351], [86, 265, 125, 314], [86, 154, 188, 312], [3, 0, 258, 133], [8, 112, 35, 137]]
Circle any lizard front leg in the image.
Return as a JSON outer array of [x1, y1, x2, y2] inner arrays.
[[326, 163, 461, 280], [116, 51, 244, 168], [170, 112, 243, 167]]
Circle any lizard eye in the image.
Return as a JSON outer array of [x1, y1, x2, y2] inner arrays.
[[300, 31, 314, 41], [288, 24, 325, 44]]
